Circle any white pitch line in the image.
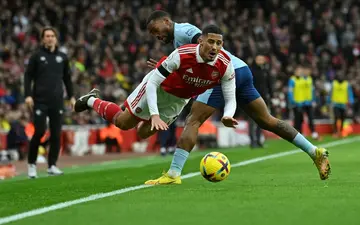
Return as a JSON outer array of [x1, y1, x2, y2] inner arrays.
[[0, 137, 358, 224]]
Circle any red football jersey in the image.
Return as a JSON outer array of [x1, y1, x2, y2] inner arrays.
[[156, 44, 234, 98]]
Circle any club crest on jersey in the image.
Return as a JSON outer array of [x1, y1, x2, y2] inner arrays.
[[211, 71, 219, 79], [56, 56, 63, 63], [135, 107, 142, 113]]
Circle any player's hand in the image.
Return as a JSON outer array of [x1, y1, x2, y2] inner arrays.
[[25, 96, 34, 112], [150, 115, 169, 131], [221, 116, 238, 128], [147, 58, 158, 69]]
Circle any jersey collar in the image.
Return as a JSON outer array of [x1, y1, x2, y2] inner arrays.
[[196, 45, 218, 66], [42, 45, 58, 54]]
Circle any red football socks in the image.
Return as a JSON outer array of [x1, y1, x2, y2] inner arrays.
[[93, 99, 121, 123]]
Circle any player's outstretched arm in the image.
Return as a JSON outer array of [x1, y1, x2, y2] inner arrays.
[[146, 70, 168, 131], [146, 71, 165, 115], [146, 49, 181, 131], [220, 62, 238, 128]]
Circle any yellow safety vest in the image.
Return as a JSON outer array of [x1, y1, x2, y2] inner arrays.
[[291, 76, 313, 103], [331, 80, 348, 104]]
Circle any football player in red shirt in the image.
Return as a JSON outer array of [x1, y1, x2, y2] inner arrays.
[[144, 10, 330, 184], [73, 25, 238, 146]]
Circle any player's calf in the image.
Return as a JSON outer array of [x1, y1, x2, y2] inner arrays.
[[76, 90, 139, 131]]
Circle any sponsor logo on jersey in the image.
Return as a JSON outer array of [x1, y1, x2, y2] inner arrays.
[[183, 75, 215, 87]]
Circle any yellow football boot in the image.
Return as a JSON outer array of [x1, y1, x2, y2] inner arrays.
[[144, 172, 181, 185], [313, 148, 331, 180]]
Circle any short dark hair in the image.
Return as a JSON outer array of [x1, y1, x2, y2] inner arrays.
[[202, 25, 223, 36], [41, 26, 58, 39], [146, 10, 170, 26]]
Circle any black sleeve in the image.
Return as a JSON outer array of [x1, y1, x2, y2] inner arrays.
[[191, 33, 201, 44], [24, 53, 37, 98], [62, 55, 74, 99]]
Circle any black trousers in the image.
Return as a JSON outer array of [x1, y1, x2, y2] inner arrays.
[[158, 123, 177, 148], [28, 102, 63, 167], [293, 105, 315, 133], [248, 96, 269, 146], [249, 118, 262, 145], [333, 107, 346, 133]]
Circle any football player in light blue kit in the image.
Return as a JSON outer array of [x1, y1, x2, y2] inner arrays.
[[144, 10, 330, 185]]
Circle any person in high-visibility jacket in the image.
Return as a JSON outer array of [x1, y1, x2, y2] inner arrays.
[[329, 74, 354, 136], [288, 65, 319, 139]]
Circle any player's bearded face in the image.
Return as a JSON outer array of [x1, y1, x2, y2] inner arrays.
[[148, 19, 173, 44], [199, 33, 223, 62]]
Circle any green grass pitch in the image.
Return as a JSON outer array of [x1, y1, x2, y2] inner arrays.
[[1, 136, 359, 225]]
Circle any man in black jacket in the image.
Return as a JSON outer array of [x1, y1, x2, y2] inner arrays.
[[249, 54, 273, 148], [24, 27, 75, 178]]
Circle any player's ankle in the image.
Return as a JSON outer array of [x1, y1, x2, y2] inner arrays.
[[167, 169, 180, 178], [87, 97, 96, 107]]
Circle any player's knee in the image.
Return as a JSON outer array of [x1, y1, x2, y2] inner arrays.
[[113, 117, 131, 130], [113, 110, 139, 130], [33, 128, 46, 139], [50, 131, 60, 140], [185, 113, 203, 129], [250, 109, 273, 131]]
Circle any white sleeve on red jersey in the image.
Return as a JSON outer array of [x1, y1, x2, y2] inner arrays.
[[146, 70, 164, 116], [159, 49, 181, 73], [146, 49, 181, 116], [220, 61, 236, 118]]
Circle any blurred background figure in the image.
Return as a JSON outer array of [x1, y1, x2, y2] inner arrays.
[[197, 119, 217, 149], [99, 122, 123, 153], [288, 65, 319, 139], [158, 123, 177, 156], [6, 116, 28, 160], [24, 27, 75, 178], [329, 72, 354, 137], [0, 107, 11, 133], [249, 54, 273, 148]]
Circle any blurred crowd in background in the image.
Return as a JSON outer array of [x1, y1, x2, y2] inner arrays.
[[1, 0, 360, 131]]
